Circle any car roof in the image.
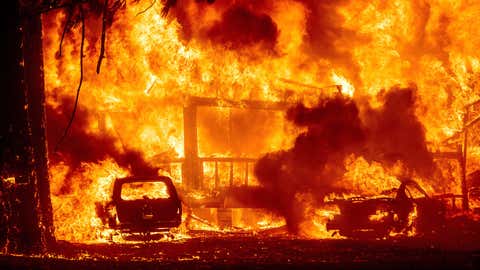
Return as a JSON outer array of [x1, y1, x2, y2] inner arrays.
[[114, 175, 174, 185]]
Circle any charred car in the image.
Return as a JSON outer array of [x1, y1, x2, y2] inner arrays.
[[96, 176, 182, 233], [326, 179, 447, 238]]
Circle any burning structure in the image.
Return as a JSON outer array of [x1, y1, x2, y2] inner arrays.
[[2, 0, 480, 265]]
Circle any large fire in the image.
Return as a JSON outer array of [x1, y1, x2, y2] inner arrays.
[[41, 0, 480, 242]]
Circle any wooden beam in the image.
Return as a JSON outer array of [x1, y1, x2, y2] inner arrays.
[[188, 96, 291, 111]]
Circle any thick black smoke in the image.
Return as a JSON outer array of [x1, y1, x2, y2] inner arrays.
[[46, 97, 157, 195], [206, 5, 278, 51], [166, 0, 278, 52], [361, 86, 435, 177], [232, 85, 435, 233], [166, 0, 360, 79]]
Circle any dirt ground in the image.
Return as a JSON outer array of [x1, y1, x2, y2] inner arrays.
[[1, 231, 480, 269]]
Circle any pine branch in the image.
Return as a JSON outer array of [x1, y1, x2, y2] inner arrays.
[[96, 0, 108, 74], [54, 5, 85, 152]]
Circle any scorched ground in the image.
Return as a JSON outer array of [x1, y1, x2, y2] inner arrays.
[[2, 0, 480, 268]]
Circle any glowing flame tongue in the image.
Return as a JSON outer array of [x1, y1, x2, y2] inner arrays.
[[331, 72, 355, 97], [41, 0, 480, 241]]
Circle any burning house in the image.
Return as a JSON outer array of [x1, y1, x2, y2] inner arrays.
[[2, 0, 480, 268]]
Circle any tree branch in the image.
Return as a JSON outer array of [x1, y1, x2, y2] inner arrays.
[[54, 5, 85, 152], [57, 6, 72, 58], [136, 0, 156, 16], [96, 0, 108, 74]]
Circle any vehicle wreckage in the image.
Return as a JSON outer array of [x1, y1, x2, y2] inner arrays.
[[326, 179, 450, 238], [95, 176, 182, 237]]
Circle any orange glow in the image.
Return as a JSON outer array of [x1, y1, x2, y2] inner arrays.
[[331, 72, 355, 97], [369, 209, 390, 222], [41, 0, 480, 242], [120, 181, 170, 200]]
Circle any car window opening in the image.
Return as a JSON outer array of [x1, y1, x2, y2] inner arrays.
[[120, 181, 171, 200]]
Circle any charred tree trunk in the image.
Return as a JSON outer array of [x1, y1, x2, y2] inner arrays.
[[1, 0, 55, 253], [23, 2, 56, 248]]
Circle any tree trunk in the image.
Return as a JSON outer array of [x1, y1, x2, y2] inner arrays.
[[23, 2, 56, 248], [0, 0, 55, 253]]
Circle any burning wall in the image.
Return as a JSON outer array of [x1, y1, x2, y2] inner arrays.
[[41, 0, 480, 242]]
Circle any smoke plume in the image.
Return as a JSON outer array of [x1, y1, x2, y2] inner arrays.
[[206, 5, 278, 52], [234, 85, 436, 233], [46, 97, 157, 195]]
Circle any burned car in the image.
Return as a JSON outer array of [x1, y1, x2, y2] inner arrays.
[[96, 176, 182, 233], [326, 179, 447, 238]]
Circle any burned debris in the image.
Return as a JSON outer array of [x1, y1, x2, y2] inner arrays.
[[2, 1, 480, 269], [96, 176, 182, 234], [326, 179, 447, 239]]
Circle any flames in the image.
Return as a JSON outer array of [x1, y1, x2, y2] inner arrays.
[[41, 0, 480, 242], [49, 159, 128, 241]]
